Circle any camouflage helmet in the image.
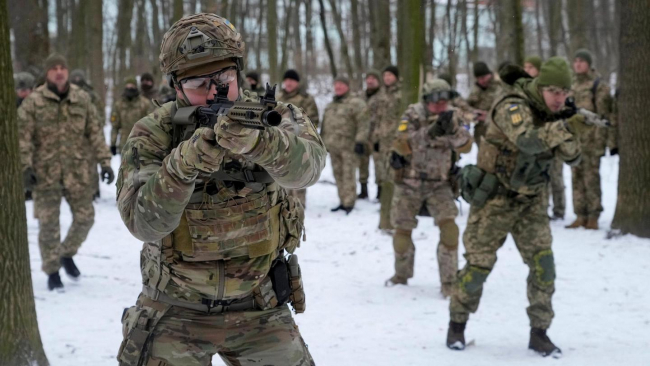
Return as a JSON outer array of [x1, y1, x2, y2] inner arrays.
[[14, 72, 35, 90], [159, 13, 245, 77], [422, 79, 451, 96]]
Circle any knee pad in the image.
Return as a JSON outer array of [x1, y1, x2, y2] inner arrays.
[[393, 229, 413, 254], [533, 249, 555, 288], [459, 266, 490, 294], [439, 219, 459, 249]]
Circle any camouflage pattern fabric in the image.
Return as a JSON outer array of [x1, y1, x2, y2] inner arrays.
[[389, 103, 471, 287], [548, 157, 565, 217], [18, 84, 111, 274], [366, 87, 391, 185], [450, 95, 476, 127], [570, 70, 614, 219], [358, 147, 371, 185], [467, 78, 504, 147], [78, 85, 106, 197], [277, 88, 320, 208], [110, 94, 154, 151], [378, 82, 402, 230], [450, 83, 581, 330], [116, 89, 325, 303], [321, 92, 369, 207], [137, 297, 314, 366], [142, 87, 160, 102]]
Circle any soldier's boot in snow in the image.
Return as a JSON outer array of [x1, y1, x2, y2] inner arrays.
[[550, 213, 564, 221], [529, 328, 562, 358], [61, 257, 81, 279], [584, 217, 599, 230], [565, 216, 586, 229], [384, 274, 408, 286], [48, 272, 64, 291], [342, 206, 354, 215], [330, 204, 343, 212], [358, 183, 368, 199], [446, 321, 466, 350]]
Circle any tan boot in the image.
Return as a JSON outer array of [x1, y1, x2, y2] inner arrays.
[[584, 217, 599, 230], [565, 216, 586, 229]]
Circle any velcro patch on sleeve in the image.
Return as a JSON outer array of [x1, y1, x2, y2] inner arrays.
[[508, 104, 523, 126], [398, 120, 408, 131]]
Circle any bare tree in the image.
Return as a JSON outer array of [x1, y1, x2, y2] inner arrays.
[[495, 0, 524, 65], [328, 0, 354, 81], [350, 0, 363, 88], [173, 0, 184, 23], [88, 0, 106, 103], [292, 0, 304, 75], [8, 0, 49, 71], [400, 0, 425, 111], [268, 0, 279, 82], [0, 1, 49, 364], [318, 0, 337, 77], [279, 0, 295, 73], [304, 0, 315, 80], [256, 0, 266, 71], [115, 0, 135, 92], [567, 0, 588, 54], [611, 0, 650, 238]]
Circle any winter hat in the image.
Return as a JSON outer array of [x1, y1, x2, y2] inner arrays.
[[141, 72, 155, 82], [124, 77, 138, 87], [14, 72, 35, 90], [383, 65, 399, 79], [334, 75, 350, 86], [524, 56, 543, 71], [574, 49, 593, 66], [537, 57, 572, 90], [283, 69, 300, 82], [473, 61, 492, 78], [245, 71, 260, 84], [365, 69, 381, 82], [44, 53, 68, 71]]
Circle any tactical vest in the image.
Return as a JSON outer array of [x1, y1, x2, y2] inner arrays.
[[478, 94, 554, 196]]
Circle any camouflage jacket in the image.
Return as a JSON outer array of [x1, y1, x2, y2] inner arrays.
[[467, 78, 505, 114], [571, 70, 616, 155], [277, 88, 320, 128], [79, 84, 106, 123], [18, 84, 111, 192], [450, 96, 476, 127], [116, 91, 326, 303], [365, 87, 390, 145], [374, 82, 402, 149], [141, 87, 160, 102], [321, 92, 369, 151], [394, 103, 472, 185], [478, 83, 581, 196], [110, 95, 153, 149]]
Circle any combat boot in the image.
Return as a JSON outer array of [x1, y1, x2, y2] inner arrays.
[[61, 257, 81, 279], [330, 204, 343, 212], [342, 206, 354, 215], [48, 272, 64, 291], [584, 217, 599, 230], [384, 274, 408, 286], [358, 183, 368, 199], [550, 213, 564, 221], [565, 216, 586, 229], [529, 328, 562, 358], [446, 321, 466, 350]]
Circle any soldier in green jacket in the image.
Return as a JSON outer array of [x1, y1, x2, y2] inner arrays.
[[467, 62, 505, 148], [110, 77, 153, 155], [447, 58, 591, 358], [115, 14, 324, 366]]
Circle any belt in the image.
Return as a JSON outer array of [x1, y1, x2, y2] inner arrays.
[[211, 170, 274, 184], [142, 286, 256, 314]]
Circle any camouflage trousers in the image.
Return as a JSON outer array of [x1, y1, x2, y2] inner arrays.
[[449, 193, 555, 329], [289, 189, 307, 209], [548, 157, 565, 217], [571, 152, 603, 219], [390, 181, 459, 285], [35, 188, 95, 274], [330, 149, 358, 207], [358, 144, 371, 184], [123, 295, 314, 366], [372, 147, 387, 186]]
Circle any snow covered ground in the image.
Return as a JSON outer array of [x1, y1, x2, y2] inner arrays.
[[27, 129, 650, 365]]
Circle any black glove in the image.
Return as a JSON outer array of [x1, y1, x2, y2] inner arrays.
[[101, 166, 115, 184], [23, 167, 37, 190], [110, 145, 117, 156], [610, 148, 618, 156], [428, 111, 455, 139], [373, 142, 380, 152], [390, 152, 407, 169], [354, 143, 365, 155]]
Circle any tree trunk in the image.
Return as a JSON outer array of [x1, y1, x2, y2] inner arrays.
[[534, 0, 544, 58], [611, 0, 650, 238], [255, 0, 265, 71], [567, 0, 588, 54], [369, 0, 390, 69], [115, 0, 135, 92], [267, 0, 279, 82], [304, 0, 315, 80], [69, 0, 88, 69], [279, 0, 294, 73], [350, 0, 363, 89], [424, 0, 436, 72], [56, 0, 68, 53], [172, 0, 184, 24], [0, 1, 50, 364], [200, 0, 219, 12], [8, 0, 50, 72], [401, 0, 424, 111], [134, 0, 149, 74], [328, 0, 354, 80], [396, 2, 404, 71], [151, 0, 162, 49], [318, 0, 337, 77], [221, 0, 229, 18], [495, 0, 523, 65], [292, 0, 303, 74], [88, 0, 106, 104], [471, 0, 479, 63]]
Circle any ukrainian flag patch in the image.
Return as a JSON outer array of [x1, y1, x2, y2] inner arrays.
[[508, 104, 523, 126], [398, 120, 408, 131]]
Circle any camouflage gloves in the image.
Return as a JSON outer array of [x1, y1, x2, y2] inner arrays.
[[564, 114, 591, 135], [215, 115, 261, 155], [101, 166, 115, 184], [177, 128, 226, 174], [23, 167, 37, 190]]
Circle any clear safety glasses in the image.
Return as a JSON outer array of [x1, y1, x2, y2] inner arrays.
[[180, 67, 238, 91], [423, 91, 452, 103]]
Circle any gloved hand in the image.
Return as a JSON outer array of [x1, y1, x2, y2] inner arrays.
[[23, 167, 37, 190], [110, 145, 117, 156], [101, 166, 115, 184], [215, 115, 261, 155], [178, 128, 226, 173], [389, 152, 406, 169], [373, 142, 380, 152], [610, 148, 618, 156], [428, 111, 455, 139], [354, 143, 365, 155], [565, 114, 591, 135]]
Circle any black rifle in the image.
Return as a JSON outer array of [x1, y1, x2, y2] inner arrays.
[[172, 83, 282, 147], [562, 97, 611, 128]]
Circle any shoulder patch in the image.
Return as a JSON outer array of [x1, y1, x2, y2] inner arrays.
[[398, 120, 408, 131], [508, 104, 523, 126]]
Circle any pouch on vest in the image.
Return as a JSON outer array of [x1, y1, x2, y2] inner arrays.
[[270, 257, 292, 305], [279, 194, 305, 254], [288, 254, 306, 314], [509, 152, 552, 193], [172, 190, 281, 261], [472, 173, 499, 207], [460, 165, 484, 204], [116, 298, 171, 366]]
